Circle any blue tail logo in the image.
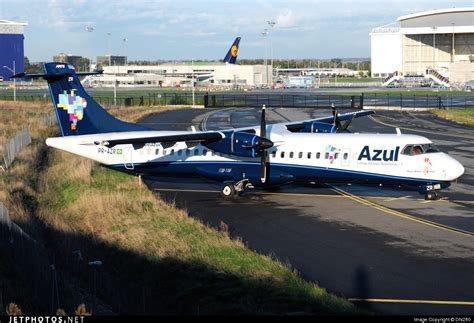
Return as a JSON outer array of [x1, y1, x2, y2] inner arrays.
[[57, 90, 87, 130], [223, 37, 241, 64]]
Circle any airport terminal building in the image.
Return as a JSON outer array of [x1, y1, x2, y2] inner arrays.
[[0, 20, 27, 81], [370, 7, 474, 87], [85, 62, 272, 89]]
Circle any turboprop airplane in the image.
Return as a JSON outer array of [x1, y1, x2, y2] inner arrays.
[[13, 63, 464, 200]]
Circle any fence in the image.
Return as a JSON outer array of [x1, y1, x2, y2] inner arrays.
[[1, 128, 31, 171], [0, 201, 58, 314], [1, 92, 474, 109], [204, 93, 364, 109]]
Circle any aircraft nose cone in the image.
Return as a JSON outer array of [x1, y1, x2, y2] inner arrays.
[[448, 159, 464, 180]]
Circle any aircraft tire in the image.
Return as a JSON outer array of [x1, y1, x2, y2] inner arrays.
[[221, 184, 236, 199]]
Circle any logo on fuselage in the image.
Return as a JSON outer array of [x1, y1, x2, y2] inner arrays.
[[358, 146, 400, 162]]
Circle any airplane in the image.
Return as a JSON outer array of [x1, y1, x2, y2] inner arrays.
[[13, 63, 464, 201]]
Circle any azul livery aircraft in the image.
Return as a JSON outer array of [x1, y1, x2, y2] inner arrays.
[[14, 63, 464, 200]]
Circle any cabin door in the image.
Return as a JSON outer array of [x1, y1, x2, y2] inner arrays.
[[123, 147, 134, 170]]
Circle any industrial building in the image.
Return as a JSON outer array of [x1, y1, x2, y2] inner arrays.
[[0, 20, 27, 81], [53, 53, 86, 68], [96, 55, 127, 67], [370, 7, 474, 87], [83, 62, 272, 89]]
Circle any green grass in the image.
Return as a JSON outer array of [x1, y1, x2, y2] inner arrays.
[[431, 108, 474, 126]]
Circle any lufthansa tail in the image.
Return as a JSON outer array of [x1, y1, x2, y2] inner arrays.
[[223, 37, 241, 64], [13, 63, 149, 136]]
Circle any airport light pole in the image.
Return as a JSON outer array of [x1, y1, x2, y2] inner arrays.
[[122, 38, 128, 65], [432, 26, 437, 69], [3, 61, 16, 102], [261, 29, 268, 86], [107, 32, 112, 66], [191, 59, 195, 107], [86, 26, 95, 71], [267, 20, 275, 87], [451, 23, 455, 63]]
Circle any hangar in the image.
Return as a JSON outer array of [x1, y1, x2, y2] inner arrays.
[[370, 7, 474, 87], [0, 20, 27, 81]]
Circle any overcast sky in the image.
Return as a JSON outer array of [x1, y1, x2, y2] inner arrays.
[[1, 0, 472, 62]]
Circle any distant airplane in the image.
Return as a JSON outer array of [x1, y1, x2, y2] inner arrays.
[[13, 63, 464, 200]]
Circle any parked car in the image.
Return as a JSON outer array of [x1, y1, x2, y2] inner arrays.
[[463, 80, 474, 91]]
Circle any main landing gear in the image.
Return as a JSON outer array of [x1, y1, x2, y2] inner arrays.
[[221, 180, 254, 199], [425, 190, 441, 201]]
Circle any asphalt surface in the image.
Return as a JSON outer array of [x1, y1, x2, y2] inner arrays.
[[139, 107, 474, 315]]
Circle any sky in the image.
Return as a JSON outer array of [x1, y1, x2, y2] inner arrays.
[[1, 0, 473, 62]]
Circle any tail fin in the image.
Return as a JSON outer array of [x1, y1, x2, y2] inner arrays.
[[20, 63, 149, 136], [223, 37, 241, 64]]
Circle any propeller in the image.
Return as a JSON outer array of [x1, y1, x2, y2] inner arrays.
[[331, 104, 353, 133], [260, 105, 272, 184]]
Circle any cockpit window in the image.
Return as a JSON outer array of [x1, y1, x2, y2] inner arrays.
[[402, 144, 440, 156], [422, 144, 440, 153]]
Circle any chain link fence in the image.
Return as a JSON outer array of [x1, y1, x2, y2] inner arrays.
[[1, 128, 31, 171]]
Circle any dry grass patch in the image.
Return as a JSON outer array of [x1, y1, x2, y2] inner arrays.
[[431, 108, 474, 126]]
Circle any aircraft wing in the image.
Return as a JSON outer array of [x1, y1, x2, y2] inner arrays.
[[100, 131, 223, 147], [283, 110, 375, 132]]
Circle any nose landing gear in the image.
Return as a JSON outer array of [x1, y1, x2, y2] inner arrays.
[[221, 179, 254, 199], [425, 190, 441, 201]]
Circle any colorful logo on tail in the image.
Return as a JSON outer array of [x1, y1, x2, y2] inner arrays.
[[57, 90, 87, 130]]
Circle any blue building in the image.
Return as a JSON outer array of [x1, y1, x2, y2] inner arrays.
[[0, 20, 27, 81]]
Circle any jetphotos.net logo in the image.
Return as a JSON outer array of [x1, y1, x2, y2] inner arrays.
[[9, 317, 85, 323]]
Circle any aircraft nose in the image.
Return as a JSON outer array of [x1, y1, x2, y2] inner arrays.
[[448, 158, 464, 180]]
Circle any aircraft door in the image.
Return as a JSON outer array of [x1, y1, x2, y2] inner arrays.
[[341, 148, 350, 167], [123, 147, 134, 170]]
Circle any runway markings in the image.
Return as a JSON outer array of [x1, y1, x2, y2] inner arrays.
[[152, 188, 220, 193], [369, 115, 471, 139], [349, 298, 474, 306], [328, 184, 474, 237]]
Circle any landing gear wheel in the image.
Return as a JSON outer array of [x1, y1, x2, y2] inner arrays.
[[425, 190, 441, 201], [221, 184, 236, 199]]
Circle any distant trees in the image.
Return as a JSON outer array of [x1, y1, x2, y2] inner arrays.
[[23, 57, 43, 73]]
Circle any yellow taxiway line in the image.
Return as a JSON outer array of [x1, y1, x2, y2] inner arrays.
[[349, 298, 474, 306], [328, 184, 473, 237]]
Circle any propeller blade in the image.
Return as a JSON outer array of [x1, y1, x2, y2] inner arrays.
[[260, 151, 267, 183], [331, 104, 342, 132], [261, 104, 267, 139]]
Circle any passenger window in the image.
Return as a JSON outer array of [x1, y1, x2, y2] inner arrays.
[[316, 152, 321, 159], [203, 149, 208, 156], [325, 152, 329, 159], [281, 151, 285, 158], [343, 153, 348, 160], [177, 150, 182, 156], [185, 149, 191, 156], [271, 151, 276, 158], [289, 152, 294, 158], [194, 149, 199, 156], [307, 152, 311, 159], [334, 153, 339, 159], [170, 149, 175, 155], [298, 152, 303, 159], [163, 149, 167, 155], [155, 149, 160, 155]]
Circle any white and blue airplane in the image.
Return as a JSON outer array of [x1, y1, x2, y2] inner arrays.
[[14, 63, 464, 200]]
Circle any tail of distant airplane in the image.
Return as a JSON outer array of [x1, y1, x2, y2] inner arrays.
[[14, 63, 149, 136], [223, 37, 241, 64]]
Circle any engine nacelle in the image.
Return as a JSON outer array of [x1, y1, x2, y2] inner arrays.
[[205, 131, 269, 158], [300, 121, 336, 133]]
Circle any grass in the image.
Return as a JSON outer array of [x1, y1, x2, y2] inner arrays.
[[0, 100, 366, 315], [431, 108, 474, 126]]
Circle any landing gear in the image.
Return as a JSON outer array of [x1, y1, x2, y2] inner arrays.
[[220, 179, 253, 199], [425, 190, 441, 201]]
